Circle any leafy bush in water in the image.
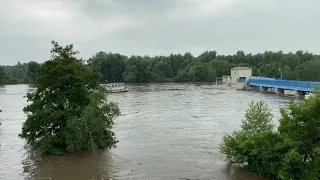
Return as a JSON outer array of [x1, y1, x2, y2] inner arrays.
[[220, 96, 320, 179], [19, 41, 120, 156]]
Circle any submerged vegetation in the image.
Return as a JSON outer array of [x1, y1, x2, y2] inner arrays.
[[220, 93, 320, 179], [19, 41, 120, 156]]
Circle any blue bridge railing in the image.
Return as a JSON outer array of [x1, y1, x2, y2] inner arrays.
[[247, 78, 320, 92]]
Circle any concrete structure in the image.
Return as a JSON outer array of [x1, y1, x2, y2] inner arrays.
[[222, 75, 232, 85], [247, 77, 320, 97], [231, 67, 252, 89], [227, 67, 320, 98], [215, 77, 223, 84]]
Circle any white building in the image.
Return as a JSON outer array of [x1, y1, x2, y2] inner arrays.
[[230, 67, 252, 89]]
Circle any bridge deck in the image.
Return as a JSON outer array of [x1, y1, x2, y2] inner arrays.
[[247, 78, 320, 92]]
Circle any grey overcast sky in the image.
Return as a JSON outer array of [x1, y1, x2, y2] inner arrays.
[[0, 0, 319, 65]]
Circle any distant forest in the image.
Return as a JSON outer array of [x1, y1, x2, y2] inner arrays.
[[1, 50, 320, 85]]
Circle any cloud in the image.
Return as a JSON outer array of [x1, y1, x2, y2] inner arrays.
[[0, 0, 319, 65]]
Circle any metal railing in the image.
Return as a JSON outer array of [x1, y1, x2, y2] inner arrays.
[[247, 78, 320, 92]]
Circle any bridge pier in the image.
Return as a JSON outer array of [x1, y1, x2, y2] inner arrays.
[[275, 88, 284, 95], [295, 90, 305, 97], [260, 86, 268, 92], [247, 77, 318, 97]]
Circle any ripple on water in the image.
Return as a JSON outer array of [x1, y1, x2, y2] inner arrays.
[[0, 83, 290, 180]]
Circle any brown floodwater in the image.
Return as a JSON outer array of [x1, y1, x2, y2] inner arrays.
[[0, 83, 293, 180]]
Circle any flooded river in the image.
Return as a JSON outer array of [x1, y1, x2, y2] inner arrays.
[[0, 83, 292, 180]]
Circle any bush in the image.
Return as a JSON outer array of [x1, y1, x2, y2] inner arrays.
[[220, 97, 320, 179]]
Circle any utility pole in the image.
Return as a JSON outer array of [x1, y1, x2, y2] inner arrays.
[[279, 67, 283, 79], [258, 69, 260, 77]]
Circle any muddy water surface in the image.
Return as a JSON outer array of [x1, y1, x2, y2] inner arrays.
[[0, 83, 291, 180]]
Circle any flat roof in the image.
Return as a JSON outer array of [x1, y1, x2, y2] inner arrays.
[[231, 67, 252, 70]]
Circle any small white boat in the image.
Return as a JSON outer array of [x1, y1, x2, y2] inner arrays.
[[101, 83, 128, 93]]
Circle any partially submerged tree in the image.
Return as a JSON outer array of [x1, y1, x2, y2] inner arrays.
[[241, 101, 274, 136], [19, 41, 120, 156], [278, 91, 320, 179], [220, 94, 320, 179], [219, 101, 276, 163]]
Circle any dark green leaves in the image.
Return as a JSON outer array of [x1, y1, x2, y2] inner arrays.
[[220, 96, 320, 179], [20, 41, 120, 156]]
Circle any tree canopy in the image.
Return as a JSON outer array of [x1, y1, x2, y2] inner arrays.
[[87, 50, 320, 83], [0, 66, 5, 84], [2, 49, 320, 84], [19, 41, 120, 156], [220, 93, 320, 179], [0, 61, 40, 84]]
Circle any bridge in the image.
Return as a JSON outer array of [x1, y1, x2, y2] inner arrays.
[[241, 77, 320, 96]]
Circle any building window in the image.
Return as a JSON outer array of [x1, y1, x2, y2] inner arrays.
[[239, 77, 246, 82]]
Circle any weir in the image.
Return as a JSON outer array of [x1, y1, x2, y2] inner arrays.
[[223, 66, 320, 98], [247, 77, 320, 97]]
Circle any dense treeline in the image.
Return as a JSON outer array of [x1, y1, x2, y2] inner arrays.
[[1, 50, 320, 84], [0, 61, 40, 84], [78, 50, 320, 83]]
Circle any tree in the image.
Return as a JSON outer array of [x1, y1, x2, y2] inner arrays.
[[219, 101, 294, 179], [19, 41, 120, 156], [294, 60, 320, 81], [4, 48, 320, 84], [26, 61, 40, 83], [197, 50, 217, 62], [220, 93, 320, 179], [220, 101, 275, 158], [241, 101, 274, 136], [278, 92, 320, 172], [282, 65, 293, 80], [188, 63, 207, 82], [89, 52, 126, 83], [206, 66, 216, 82], [0, 66, 5, 84], [274, 92, 320, 179]]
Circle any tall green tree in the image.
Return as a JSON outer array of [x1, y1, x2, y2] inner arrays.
[[197, 50, 217, 62], [19, 41, 120, 156], [241, 101, 274, 136], [89, 52, 126, 83], [26, 61, 40, 83], [219, 101, 295, 179], [282, 65, 293, 80], [220, 94, 320, 179], [0, 66, 5, 84]]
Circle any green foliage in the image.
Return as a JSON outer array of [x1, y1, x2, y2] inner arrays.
[[7, 78, 19, 84], [241, 101, 274, 136], [89, 51, 126, 83], [0, 66, 5, 84], [64, 90, 120, 153], [282, 65, 293, 80], [2, 49, 320, 84], [88, 50, 320, 83], [220, 94, 320, 179], [26, 61, 40, 83], [0, 61, 41, 84], [219, 101, 275, 161], [19, 41, 120, 156]]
